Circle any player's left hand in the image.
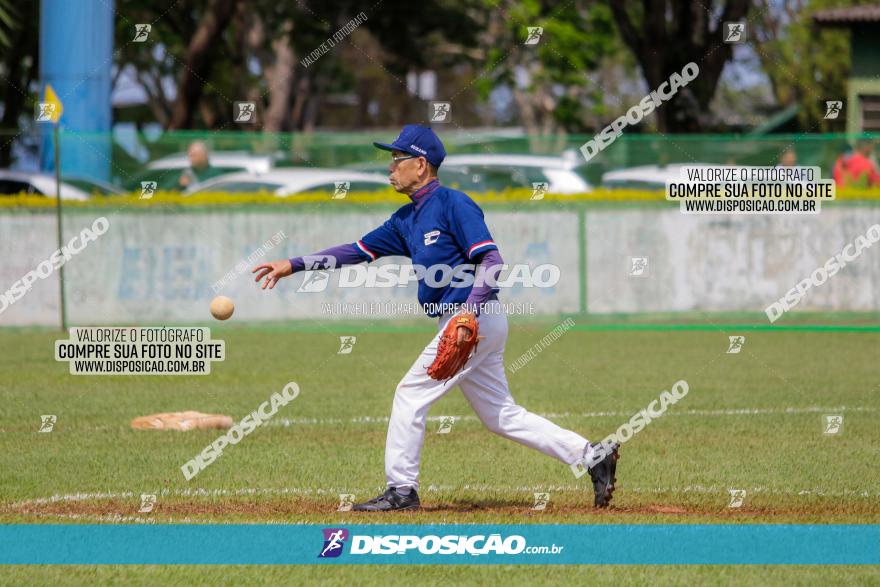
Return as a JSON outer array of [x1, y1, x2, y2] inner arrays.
[[456, 325, 473, 346], [427, 312, 481, 381]]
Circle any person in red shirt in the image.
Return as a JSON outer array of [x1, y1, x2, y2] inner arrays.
[[833, 144, 852, 186], [835, 140, 880, 187]]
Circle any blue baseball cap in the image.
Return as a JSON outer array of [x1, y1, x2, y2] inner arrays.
[[373, 124, 447, 168]]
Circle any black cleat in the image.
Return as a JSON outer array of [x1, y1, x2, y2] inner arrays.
[[352, 487, 421, 512], [588, 442, 620, 508]]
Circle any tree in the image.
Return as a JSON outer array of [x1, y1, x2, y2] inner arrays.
[[115, 0, 210, 128], [473, 0, 617, 143], [0, 0, 38, 166], [167, 0, 241, 129], [609, 0, 750, 132], [358, 0, 484, 127], [751, 0, 854, 131], [0, 0, 15, 47]]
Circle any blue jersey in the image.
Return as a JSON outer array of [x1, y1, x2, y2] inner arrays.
[[354, 185, 498, 316]]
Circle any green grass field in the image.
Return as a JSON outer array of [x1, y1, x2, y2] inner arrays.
[[1, 321, 878, 584]]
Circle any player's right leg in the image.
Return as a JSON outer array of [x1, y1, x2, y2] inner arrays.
[[459, 362, 620, 507], [457, 350, 590, 465], [352, 315, 493, 512], [456, 310, 620, 507]]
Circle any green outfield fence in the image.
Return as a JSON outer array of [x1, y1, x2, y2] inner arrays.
[[3, 130, 877, 190], [3, 130, 880, 330], [2, 199, 879, 329]]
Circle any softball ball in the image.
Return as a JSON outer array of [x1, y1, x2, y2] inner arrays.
[[209, 296, 235, 320]]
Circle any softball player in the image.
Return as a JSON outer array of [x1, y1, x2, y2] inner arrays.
[[253, 125, 619, 511]]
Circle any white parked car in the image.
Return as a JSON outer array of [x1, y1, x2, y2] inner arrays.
[[0, 170, 122, 200], [601, 164, 715, 190], [147, 151, 274, 174], [439, 153, 592, 194], [186, 169, 392, 196]]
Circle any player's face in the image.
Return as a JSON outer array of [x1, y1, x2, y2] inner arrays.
[[388, 149, 425, 194]]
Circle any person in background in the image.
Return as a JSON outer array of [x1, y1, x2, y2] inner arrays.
[[778, 148, 797, 167], [177, 141, 222, 189], [832, 144, 853, 186], [834, 140, 880, 188]]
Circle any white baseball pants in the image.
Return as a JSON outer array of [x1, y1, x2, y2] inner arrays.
[[385, 300, 590, 489]]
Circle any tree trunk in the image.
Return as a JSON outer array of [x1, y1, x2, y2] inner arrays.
[[167, 0, 241, 129], [610, 0, 749, 133], [290, 74, 311, 130], [0, 0, 37, 165], [263, 22, 296, 132]]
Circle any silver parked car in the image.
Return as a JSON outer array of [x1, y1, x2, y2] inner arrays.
[[601, 164, 716, 190], [147, 151, 274, 174], [348, 152, 593, 194], [186, 169, 392, 196], [439, 154, 592, 194], [0, 170, 122, 200]]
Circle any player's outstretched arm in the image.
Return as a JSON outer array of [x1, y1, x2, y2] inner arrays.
[[252, 242, 371, 290]]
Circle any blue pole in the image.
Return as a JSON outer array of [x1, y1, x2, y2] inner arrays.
[[39, 0, 115, 181]]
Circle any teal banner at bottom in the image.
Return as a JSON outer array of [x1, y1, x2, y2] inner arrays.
[[1, 525, 877, 565]]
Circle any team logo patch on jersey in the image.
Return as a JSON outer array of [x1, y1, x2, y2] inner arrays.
[[424, 230, 440, 245]]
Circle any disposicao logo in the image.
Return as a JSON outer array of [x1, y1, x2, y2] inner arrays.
[[319, 528, 349, 558], [320, 532, 532, 557]]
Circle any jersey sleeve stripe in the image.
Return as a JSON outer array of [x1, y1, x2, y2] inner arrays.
[[356, 240, 377, 261], [468, 240, 496, 257]]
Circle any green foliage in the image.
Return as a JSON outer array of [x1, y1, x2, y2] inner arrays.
[[0, 0, 15, 47], [3, 186, 880, 208], [752, 0, 865, 131], [474, 0, 617, 133]]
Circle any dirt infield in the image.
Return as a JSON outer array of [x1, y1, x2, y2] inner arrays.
[[4, 493, 878, 523]]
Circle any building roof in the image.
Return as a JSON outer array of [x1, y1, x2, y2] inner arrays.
[[813, 5, 880, 25]]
